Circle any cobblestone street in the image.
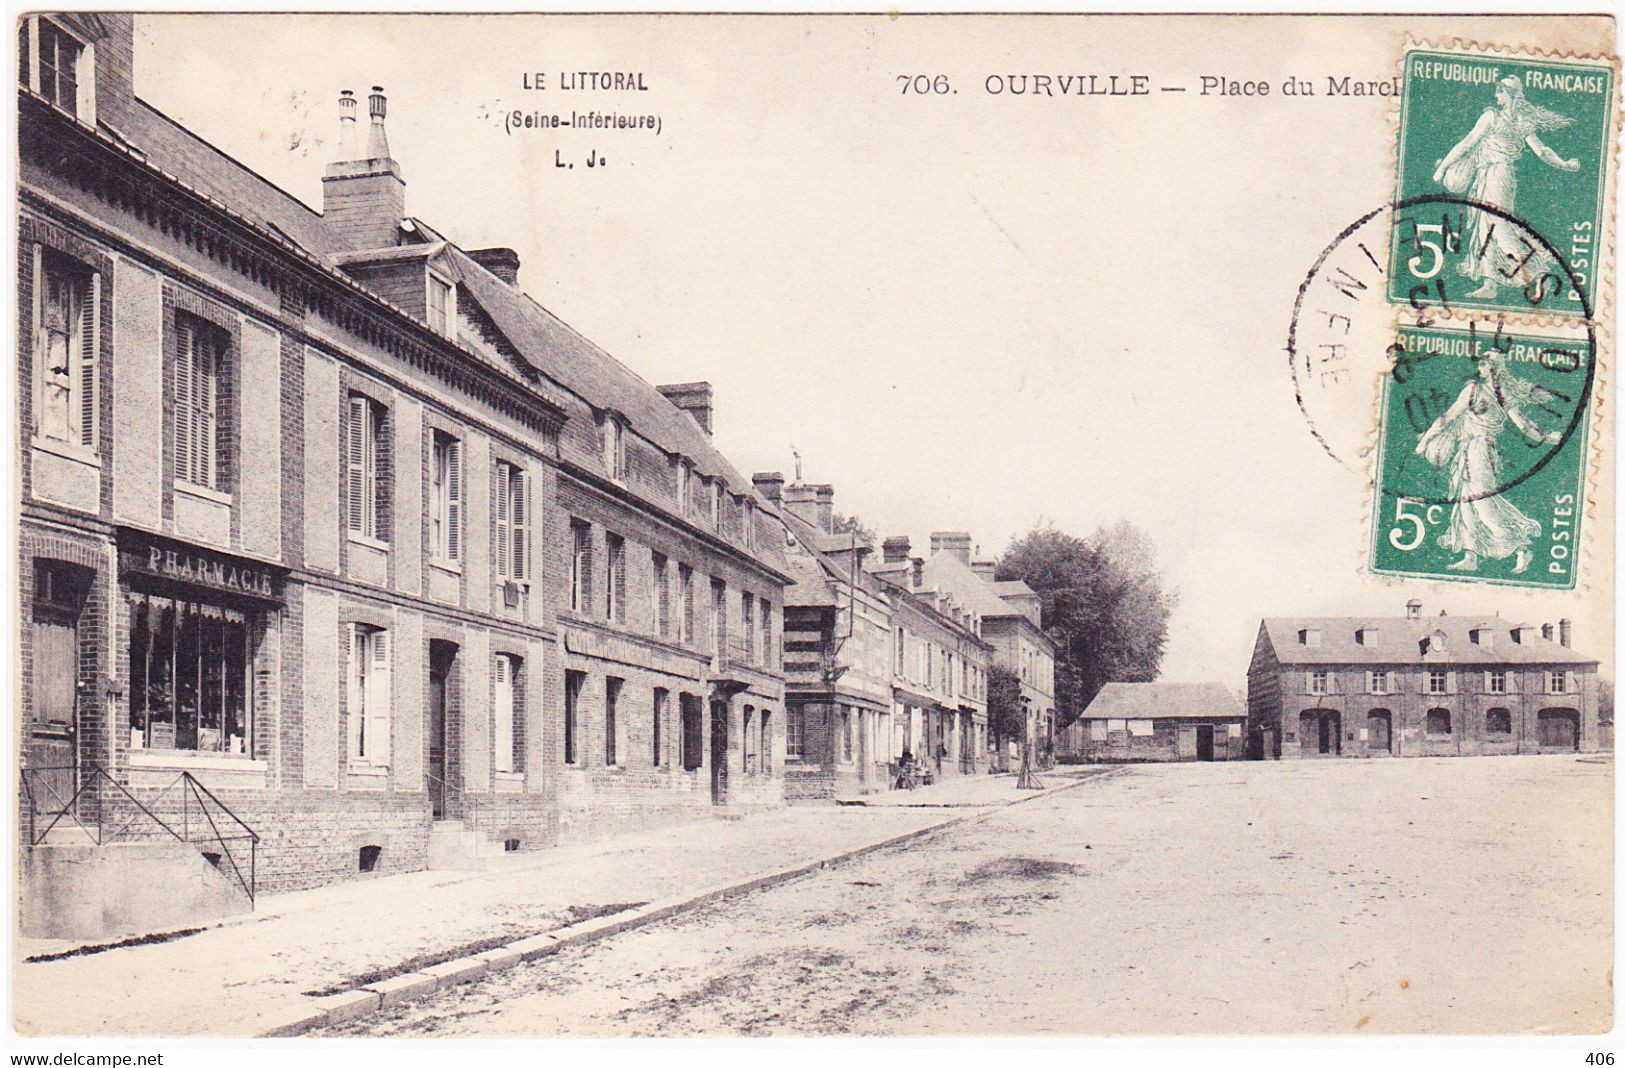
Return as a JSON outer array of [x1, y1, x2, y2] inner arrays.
[[317, 755, 1612, 1037]]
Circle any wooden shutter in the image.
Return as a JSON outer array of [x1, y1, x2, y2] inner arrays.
[[346, 396, 367, 533], [494, 655, 514, 773], [1566, 671, 1578, 696], [345, 623, 363, 760], [495, 462, 510, 578], [197, 329, 216, 488], [1507, 670, 1520, 693], [1483, 670, 1493, 693], [445, 439, 462, 562], [511, 470, 528, 582], [366, 629, 391, 765], [175, 319, 194, 482], [77, 273, 98, 447], [1446, 670, 1457, 695]]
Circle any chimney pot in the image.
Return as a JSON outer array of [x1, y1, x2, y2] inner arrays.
[[882, 536, 911, 563], [467, 247, 521, 286], [751, 472, 784, 503], [813, 485, 834, 534], [1542, 623, 1555, 640], [657, 382, 713, 437], [1559, 618, 1572, 648], [323, 84, 405, 252], [930, 531, 974, 565], [910, 557, 924, 589]]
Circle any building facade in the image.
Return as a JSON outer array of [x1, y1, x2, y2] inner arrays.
[[18, 13, 788, 935], [1248, 602, 1601, 760], [1060, 682, 1246, 762]]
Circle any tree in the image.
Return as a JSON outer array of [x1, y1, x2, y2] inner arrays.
[[996, 520, 1177, 725], [831, 512, 876, 550], [986, 664, 1024, 754]]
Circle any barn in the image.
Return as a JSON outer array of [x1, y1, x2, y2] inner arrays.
[[1061, 682, 1247, 762]]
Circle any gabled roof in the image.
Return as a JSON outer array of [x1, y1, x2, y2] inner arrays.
[[1083, 682, 1244, 720], [780, 507, 884, 607], [1261, 617, 1596, 666], [918, 552, 1015, 618]]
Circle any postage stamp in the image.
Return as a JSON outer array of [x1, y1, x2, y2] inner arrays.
[[1368, 323, 1593, 589], [1388, 45, 1617, 320]]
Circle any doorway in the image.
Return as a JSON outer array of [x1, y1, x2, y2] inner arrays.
[[1196, 724, 1215, 761], [28, 562, 88, 822], [428, 640, 458, 820], [709, 698, 729, 804], [1368, 710, 1392, 754], [1538, 708, 1580, 751]]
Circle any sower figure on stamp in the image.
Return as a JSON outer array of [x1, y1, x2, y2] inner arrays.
[[1415, 352, 1562, 574], [1431, 76, 1580, 300]]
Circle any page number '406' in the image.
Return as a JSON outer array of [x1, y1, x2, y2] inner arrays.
[[1584, 1055, 1613, 1066], [1388, 498, 1444, 552]]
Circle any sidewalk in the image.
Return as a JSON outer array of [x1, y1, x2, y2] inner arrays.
[[14, 768, 1104, 1038]]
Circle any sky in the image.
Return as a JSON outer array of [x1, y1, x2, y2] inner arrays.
[[134, 13, 1614, 685]]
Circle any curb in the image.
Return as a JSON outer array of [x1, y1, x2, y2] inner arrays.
[[259, 768, 1121, 1036]]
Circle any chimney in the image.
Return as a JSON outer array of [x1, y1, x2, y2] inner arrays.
[[1405, 599, 1422, 620], [1542, 623, 1555, 641], [467, 247, 521, 286], [1560, 618, 1572, 647], [882, 536, 911, 563], [972, 559, 997, 580], [322, 86, 406, 252], [782, 483, 820, 529], [814, 485, 834, 534], [910, 557, 924, 589], [751, 472, 784, 504], [657, 382, 713, 436], [930, 531, 973, 565]]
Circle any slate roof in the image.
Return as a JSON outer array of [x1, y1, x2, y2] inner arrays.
[[1260, 617, 1596, 666], [780, 508, 886, 608], [1083, 682, 1245, 720], [918, 552, 1016, 619]]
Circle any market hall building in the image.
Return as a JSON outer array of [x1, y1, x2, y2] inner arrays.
[[18, 13, 789, 938], [1247, 601, 1601, 760], [1059, 682, 1247, 762]]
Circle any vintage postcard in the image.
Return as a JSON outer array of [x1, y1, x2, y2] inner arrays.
[[8, 8, 1617, 1049]]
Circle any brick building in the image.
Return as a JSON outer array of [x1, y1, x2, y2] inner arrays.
[[1059, 682, 1246, 762], [17, 13, 787, 934], [766, 479, 894, 799], [1248, 601, 1601, 760]]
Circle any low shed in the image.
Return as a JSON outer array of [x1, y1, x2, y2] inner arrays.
[[1062, 682, 1247, 762]]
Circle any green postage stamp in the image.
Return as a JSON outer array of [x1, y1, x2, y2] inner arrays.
[[1389, 45, 1616, 319], [1370, 324, 1591, 589]]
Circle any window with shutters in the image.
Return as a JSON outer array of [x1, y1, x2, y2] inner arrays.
[[605, 533, 627, 623], [563, 669, 584, 765], [679, 564, 695, 644], [743, 499, 756, 550], [347, 624, 392, 766], [1308, 670, 1328, 695], [1549, 670, 1569, 694], [173, 315, 228, 491], [677, 461, 691, 515], [430, 431, 462, 565], [345, 394, 388, 542], [711, 578, 727, 654], [742, 593, 755, 664], [711, 482, 724, 531], [895, 628, 906, 675], [20, 18, 89, 119], [494, 653, 522, 775], [569, 520, 592, 614], [1488, 670, 1507, 695], [1428, 669, 1449, 695], [761, 599, 774, 669], [603, 417, 625, 481], [653, 553, 671, 637], [426, 273, 454, 337], [32, 250, 99, 450], [653, 687, 668, 767], [1368, 670, 1389, 695], [495, 461, 528, 582]]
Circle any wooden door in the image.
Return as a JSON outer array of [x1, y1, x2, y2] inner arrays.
[[1177, 726, 1198, 760], [1368, 711, 1392, 753], [428, 659, 448, 819], [1196, 725, 1215, 761], [28, 612, 79, 822]]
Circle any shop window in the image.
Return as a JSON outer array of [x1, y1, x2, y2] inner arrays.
[[429, 431, 462, 564], [128, 593, 252, 755], [563, 670, 584, 765], [174, 315, 229, 491], [32, 249, 98, 448], [346, 624, 391, 766], [1486, 707, 1512, 735], [346, 394, 388, 541], [495, 461, 529, 583], [1426, 708, 1452, 736]]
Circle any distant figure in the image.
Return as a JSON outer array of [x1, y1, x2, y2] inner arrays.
[[1431, 76, 1579, 299]]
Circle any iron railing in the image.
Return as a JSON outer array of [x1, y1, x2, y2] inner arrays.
[[425, 768, 478, 833], [21, 763, 259, 905]]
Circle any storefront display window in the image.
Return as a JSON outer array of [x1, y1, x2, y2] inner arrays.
[[128, 592, 252, 755]]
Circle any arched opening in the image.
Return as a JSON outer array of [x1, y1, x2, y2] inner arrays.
[[1538, 708, 1580, 751], [1426, 708, 1452, 737], [1367, 709, 1392, 754], [358, 844, 383, 873], [1485, 707, 1512, 736]]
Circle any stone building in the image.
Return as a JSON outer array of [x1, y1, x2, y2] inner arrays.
[[1248, 601, 1601, 760], [767, 479, 894, 799], [17, 13, 788, 936], [1059, 682, 1247, 762]]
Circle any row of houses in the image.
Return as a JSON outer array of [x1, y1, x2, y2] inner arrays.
[[15, 14, 1054, 938], [1057, 600, 1602, 763]]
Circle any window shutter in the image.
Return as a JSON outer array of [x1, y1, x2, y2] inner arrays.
[[345, 624, 363, 760], [30, 245, 43, 422], [511, 471, 528, 582], [1446, 670, 1457, 695], [445, 439, 462, 562], [1483, 670, 1493, 692], [1303, 671, 1313, 696], [1567, 671, 1578, 696], [78, 273, 97, 447], [580, 536, 594, 616], [346, 397, 366, 533], [198, 332, 216, 488], [495, 462, 510, 578], [1508, 671, 1519, 693], [366, 629, 391, 765], [494, 656, 514, 774], [175, 320, 194, 482]]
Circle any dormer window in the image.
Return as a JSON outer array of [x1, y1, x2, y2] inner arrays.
[[1471, 627, 1494, 649], [743, 498, 756, 550], [1356, 627, 1379, 646], [711, 481, 723, 531], [20, 17, 92, 122], [675, 459, 691, 514], [1298, 628, 1321, 648], [602, 416, 625, 481], [426, 272, 454, 337]]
